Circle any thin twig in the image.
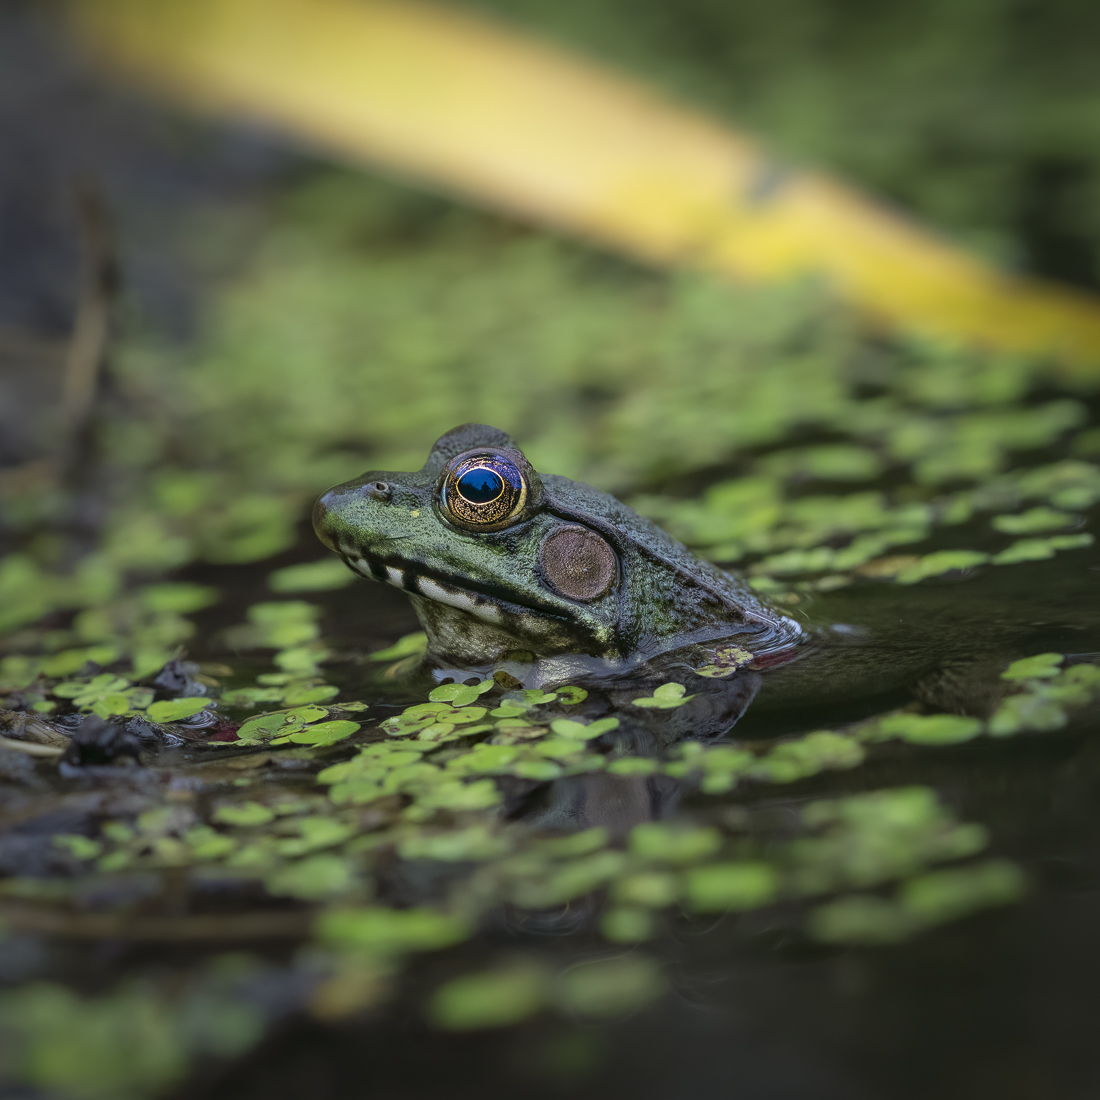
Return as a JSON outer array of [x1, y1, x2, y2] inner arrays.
[[61, 183, 116, 432]]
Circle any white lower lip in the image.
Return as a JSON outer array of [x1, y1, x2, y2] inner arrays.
[[417, 576, 502, 623]]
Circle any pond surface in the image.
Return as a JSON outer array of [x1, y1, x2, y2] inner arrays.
[[0, 505, 1097, 1100], [3, 10, 1100, 1098]]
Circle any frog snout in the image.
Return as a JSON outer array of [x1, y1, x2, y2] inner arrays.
[[311, 492, 336, 549], [313, 481, 396, 549]]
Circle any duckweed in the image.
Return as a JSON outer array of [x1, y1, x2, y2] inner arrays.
[[428, 965, 549, 1030], [1, 156, 1099, 1098], [631, 683, 693, 709], [685, 862, 778, 912]]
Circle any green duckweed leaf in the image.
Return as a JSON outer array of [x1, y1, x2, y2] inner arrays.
[[0, 982, 191, 1100], [684, 862, 778, 912], [994, 534, 1086, 567], [510, 851, 626, 908], [606, 757, 660, 776], [37, 647, 114, 679], [553, 955, 666, 1017], [146, 697, 209, 723], [53, 674, 130, 700], [91, 692, 135, 719], [532, 828, 608, 858], [694, 644, 754, 677], [318, 907, 470, 954], [991, 507, 1077, 535], [549, 717, 619, 740], [992, 538, 1060, 564], [53, 834, 103, 860], [428, 681, 495, 706], [366, 632, 428, 661], [399, 826, 511, 862], [415, 779, 503, 812], [600, 907, 655, 943], [988, 693, 1067, 735], [213, 802, 275, 828], [1001, 653, 1063, 680], [1049, 533, 1094, 551], [895, 551, 990, 585], [511, 760, 562, 780], [498, 689, 558, 708], [899, 859, 1025, 924], [793, 788, 988, 895], [219, 686, 286, 708], [751, 731, 865, 781], [489, 704, 527, 718], [873, 713, 984, 745], [236, 712, 294, 740], [556, 686, 588, 705], [428, 965, 549, 1030], [880, 708, 985, 743], [328, 781, 385, 806], [0, 654, 40, 690], [532, 738, 585, 760], [697, 746, 755, 775], [265, 854, 354, 899], [139, 582, 220, 613], [759, 443, 882, 482], [275, 817, 356, 855], [631, 683, 693, 709], [629, 823, 722, 864], [283, 720, 360, 746], [447, 744, 518, 774], [447, 707, 489, 724], [807, 895, 916, 944], [268, 558, 354, 592], [282, 704, 331, 722], [282, 684, 340, 706], [612, 871, 681, 908], [184, 826, 237, 861]]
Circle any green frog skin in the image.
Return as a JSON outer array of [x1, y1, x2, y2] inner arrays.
[[313, 424, 803, 686]]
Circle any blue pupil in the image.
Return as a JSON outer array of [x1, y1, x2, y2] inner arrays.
[[457, 468, 504, 505]]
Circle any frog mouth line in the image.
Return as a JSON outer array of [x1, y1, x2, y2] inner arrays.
[[339, 550, 574, 629]]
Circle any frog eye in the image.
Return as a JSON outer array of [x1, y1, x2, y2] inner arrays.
[[440, 449, 535, 531]]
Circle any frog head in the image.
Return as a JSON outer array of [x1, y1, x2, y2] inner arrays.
[[314, 424, 799, 674]]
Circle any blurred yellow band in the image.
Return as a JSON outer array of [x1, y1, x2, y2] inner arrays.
[[73, 0, 1100, 369]]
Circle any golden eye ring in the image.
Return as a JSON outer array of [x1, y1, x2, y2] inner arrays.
[[439, 449, 537, 531]]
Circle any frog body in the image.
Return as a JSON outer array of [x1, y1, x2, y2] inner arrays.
[[314, 424, 802, 684]]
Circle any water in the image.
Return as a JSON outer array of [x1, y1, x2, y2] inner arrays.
[[3, 10, 1100, 1096], [24, 530, 1089, 1100]]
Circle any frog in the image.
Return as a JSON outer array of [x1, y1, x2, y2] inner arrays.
[[314, 424, 1100, 721], [313, 423, 804, 690]]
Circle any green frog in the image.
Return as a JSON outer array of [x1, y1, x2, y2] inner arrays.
[[313, 423, 804, 689], [315, 424, 1099, 723]]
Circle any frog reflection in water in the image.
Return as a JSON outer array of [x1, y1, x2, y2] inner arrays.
[[313, 423, 805, 733]]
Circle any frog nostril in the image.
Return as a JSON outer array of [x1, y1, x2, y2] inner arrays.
[[367, 481, 392, 503]]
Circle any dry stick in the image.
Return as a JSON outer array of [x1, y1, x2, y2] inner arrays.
[[0, 902, 313, 940], [0, 186, 120, 504], [60, 181, 117, 476], [52, 181, 124, 566]]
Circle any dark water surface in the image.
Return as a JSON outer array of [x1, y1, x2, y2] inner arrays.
[[4, 9, 1100, 1099], [162, 535, 1100, 1100]]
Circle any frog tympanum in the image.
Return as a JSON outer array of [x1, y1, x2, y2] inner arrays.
[[313, 424, 803, 690]]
